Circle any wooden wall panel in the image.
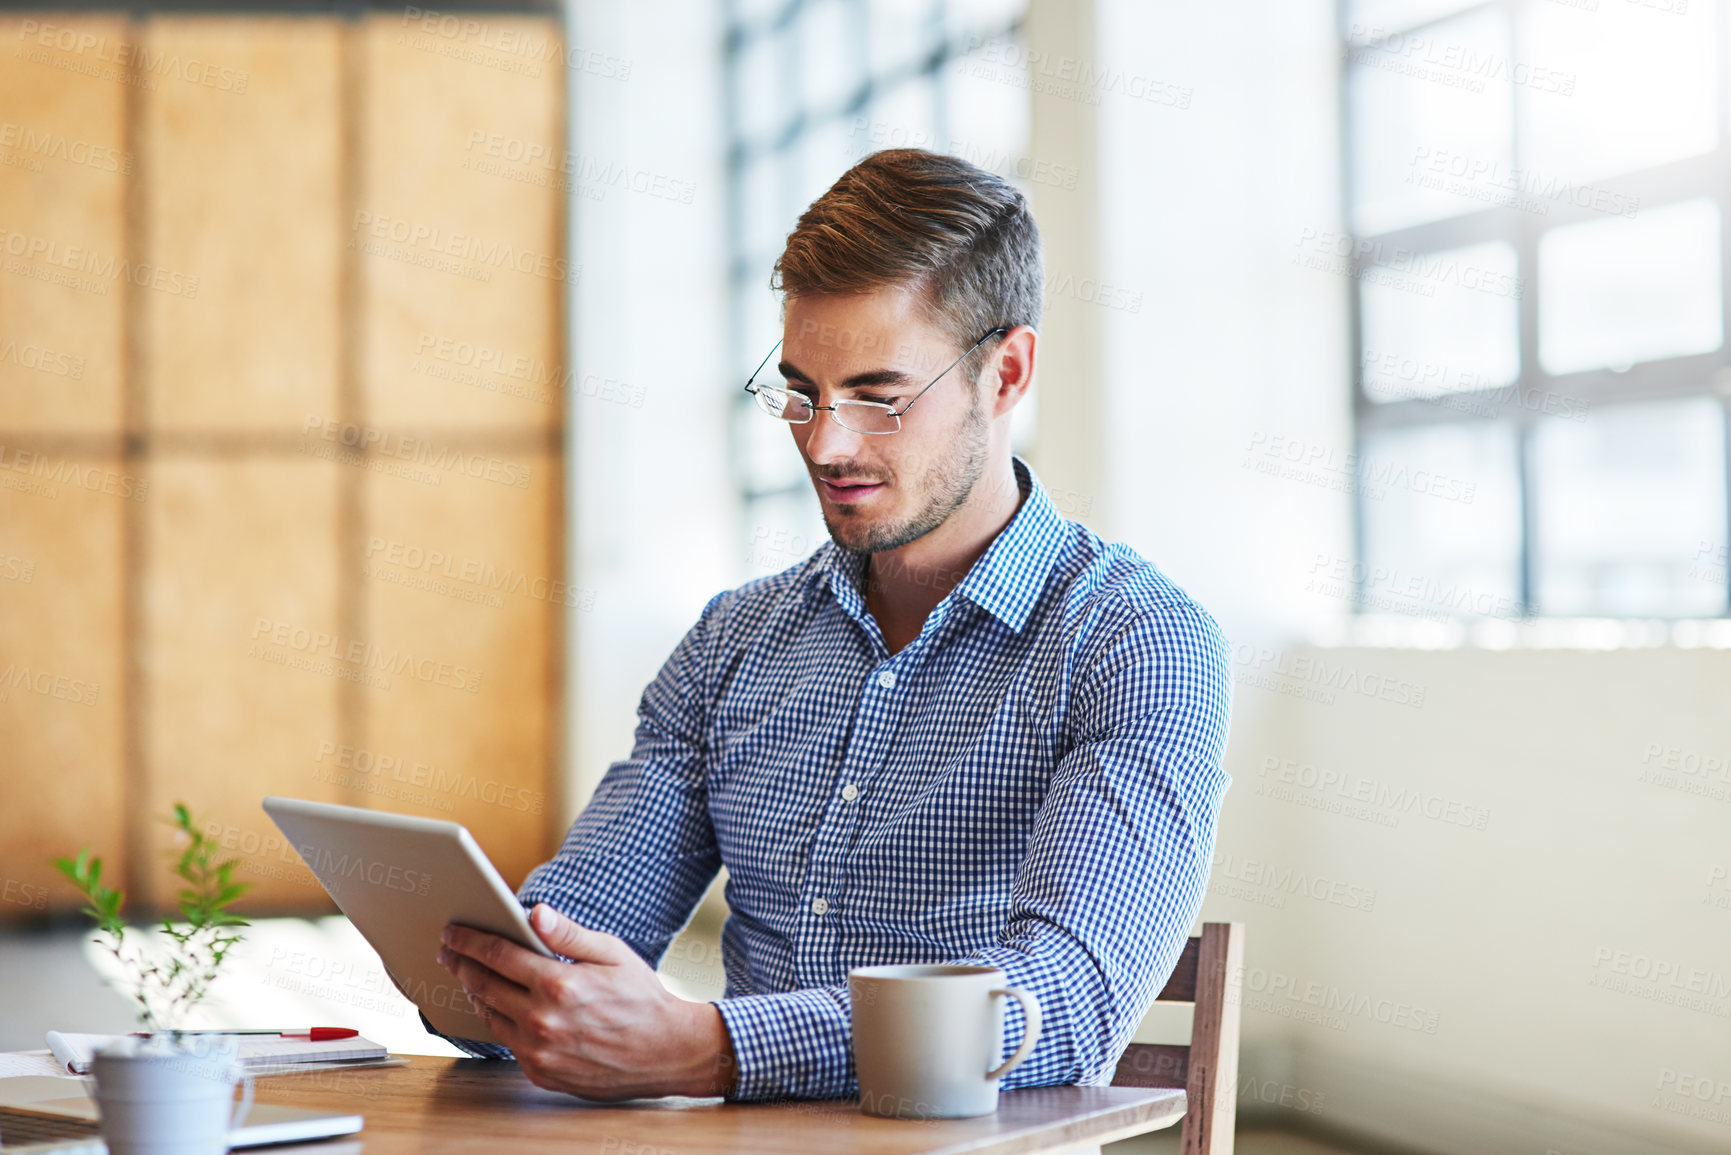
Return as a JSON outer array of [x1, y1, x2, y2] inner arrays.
[[354, 12, 565, 883], [0, 15, 129, 913], [359, 448, 558, 887], [0, 452, 126, 915], [142, 458, 342, 910], [141, 17, 342, 433], [0, 12, 565, 921], [358, 14, 564, 435], [0, 15, 127, 434]]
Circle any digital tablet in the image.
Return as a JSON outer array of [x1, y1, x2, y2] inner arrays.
[[262, 796, 556, 1046]]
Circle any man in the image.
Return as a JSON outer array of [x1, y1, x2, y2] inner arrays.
[[432, 148, 1232, 1102]]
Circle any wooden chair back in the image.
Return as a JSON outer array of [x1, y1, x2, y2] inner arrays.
[[1110, 921, 1245, 1155]]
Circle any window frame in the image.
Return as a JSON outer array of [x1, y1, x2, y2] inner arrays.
[[1340, 0, 1731, 618]]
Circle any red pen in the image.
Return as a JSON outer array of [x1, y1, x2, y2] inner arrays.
[[132, 1028, 360, 1041]]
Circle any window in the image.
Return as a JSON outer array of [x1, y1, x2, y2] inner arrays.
[[1343, 0, 1731, 619], [722, 0, 1028, 576]]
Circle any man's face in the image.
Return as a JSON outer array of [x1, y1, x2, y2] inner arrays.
[[780, 288, 993, 555]]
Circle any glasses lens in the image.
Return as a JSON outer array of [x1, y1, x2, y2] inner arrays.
[[833, 401, 901, 435], [755, 386, 812, 423]]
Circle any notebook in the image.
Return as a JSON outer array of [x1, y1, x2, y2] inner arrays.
[[43, 1032, 388, 1077]]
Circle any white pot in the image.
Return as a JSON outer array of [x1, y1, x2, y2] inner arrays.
[[91, 1035, 253, 1155]]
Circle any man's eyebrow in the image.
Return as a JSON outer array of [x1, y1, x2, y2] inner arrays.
[[777, 361, 919, 390]]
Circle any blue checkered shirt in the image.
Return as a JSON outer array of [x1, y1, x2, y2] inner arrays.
[[433, 459, 1232, 1100]]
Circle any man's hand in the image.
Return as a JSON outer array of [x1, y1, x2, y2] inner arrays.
[[437, 903, 736, 1100]]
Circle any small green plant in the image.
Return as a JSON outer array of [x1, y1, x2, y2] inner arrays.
[[54, 803, 251, 1033]]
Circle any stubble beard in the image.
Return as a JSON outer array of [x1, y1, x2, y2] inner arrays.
[[821, 393, 992, 556]]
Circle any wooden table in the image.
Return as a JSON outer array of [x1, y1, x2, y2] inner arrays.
[[254, 1057, 1186, 1154]]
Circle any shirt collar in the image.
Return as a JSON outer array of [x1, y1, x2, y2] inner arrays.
[[809, 457, 1071, 636]]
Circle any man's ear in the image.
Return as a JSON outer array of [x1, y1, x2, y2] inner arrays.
[[985, 325, 1037, 417]]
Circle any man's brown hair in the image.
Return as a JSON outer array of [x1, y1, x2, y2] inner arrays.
[[772, 148, 1043, 365]]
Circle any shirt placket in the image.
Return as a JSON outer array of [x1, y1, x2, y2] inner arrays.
[[792, 625, 939, 988], [798, 592, 986, 986]]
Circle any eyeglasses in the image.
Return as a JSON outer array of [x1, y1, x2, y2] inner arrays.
[[742, 327, 1010, 436]]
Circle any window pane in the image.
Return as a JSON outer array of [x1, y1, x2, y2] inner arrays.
[[800, 0, 856, 118], [733, 0, 783, 25], [1519, 0, 1716, 186], [737, 25, 797, 150], [1361, 240, 1520, 401], [946, 0, 1023, 39], [871, 0, 938, 78], [1533, 398, 1727, 617], [797, 120, 853, 211], [869, 78, 939, 156], [943, 34, 1031, 180], [1538, 198, 1722, 376], [1359, 423, 1523, 620], [1347, 0, 1482, 41], [740, 154, 787, 274], [740, 281, 782, 363], [1348, 7, 1513, 236]]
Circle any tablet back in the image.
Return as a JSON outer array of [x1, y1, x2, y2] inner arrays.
[[262, 796, 555, 1046]]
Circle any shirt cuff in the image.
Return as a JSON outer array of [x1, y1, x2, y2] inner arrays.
[[418, 1010, 514, 1060], [714, 987, 855, 1101]]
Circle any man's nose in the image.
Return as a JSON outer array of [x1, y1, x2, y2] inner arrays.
[[799, 408, 865, 466]]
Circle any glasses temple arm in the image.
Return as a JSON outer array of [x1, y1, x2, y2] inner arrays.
[[893, 327, 1012, 416], [742, 339, 785, 393]]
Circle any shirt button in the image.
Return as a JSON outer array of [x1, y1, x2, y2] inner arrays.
[[877, 670, 896, 689], [810, 897, 831, 916], [841, 783, 859, 802]]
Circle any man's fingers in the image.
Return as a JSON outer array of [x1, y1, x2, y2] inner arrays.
[[472, 996, 522, 1046], [528, 903, 638, 965], [444, 949, 532, 1024], [444, 923, 551, 987]]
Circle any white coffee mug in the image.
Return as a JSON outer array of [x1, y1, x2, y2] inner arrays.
[[91, 1035, 254, 1155], [849, 963, 1042, 1119]]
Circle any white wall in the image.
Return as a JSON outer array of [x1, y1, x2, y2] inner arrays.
[[564, 0, 734, 816], [1025, 0, 1106, 532], [1090, 0, 1354, 645], [1206, 645, 1731, 1155]]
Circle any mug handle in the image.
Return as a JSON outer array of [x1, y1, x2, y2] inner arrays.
[[229, 1068, 255, 1132], [985, 987, 1042, 1081]]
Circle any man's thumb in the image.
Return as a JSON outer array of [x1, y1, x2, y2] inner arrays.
[[529, 903, 631, 964]]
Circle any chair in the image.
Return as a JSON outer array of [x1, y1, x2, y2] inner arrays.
[[1109, 921, 1246, 1155]]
